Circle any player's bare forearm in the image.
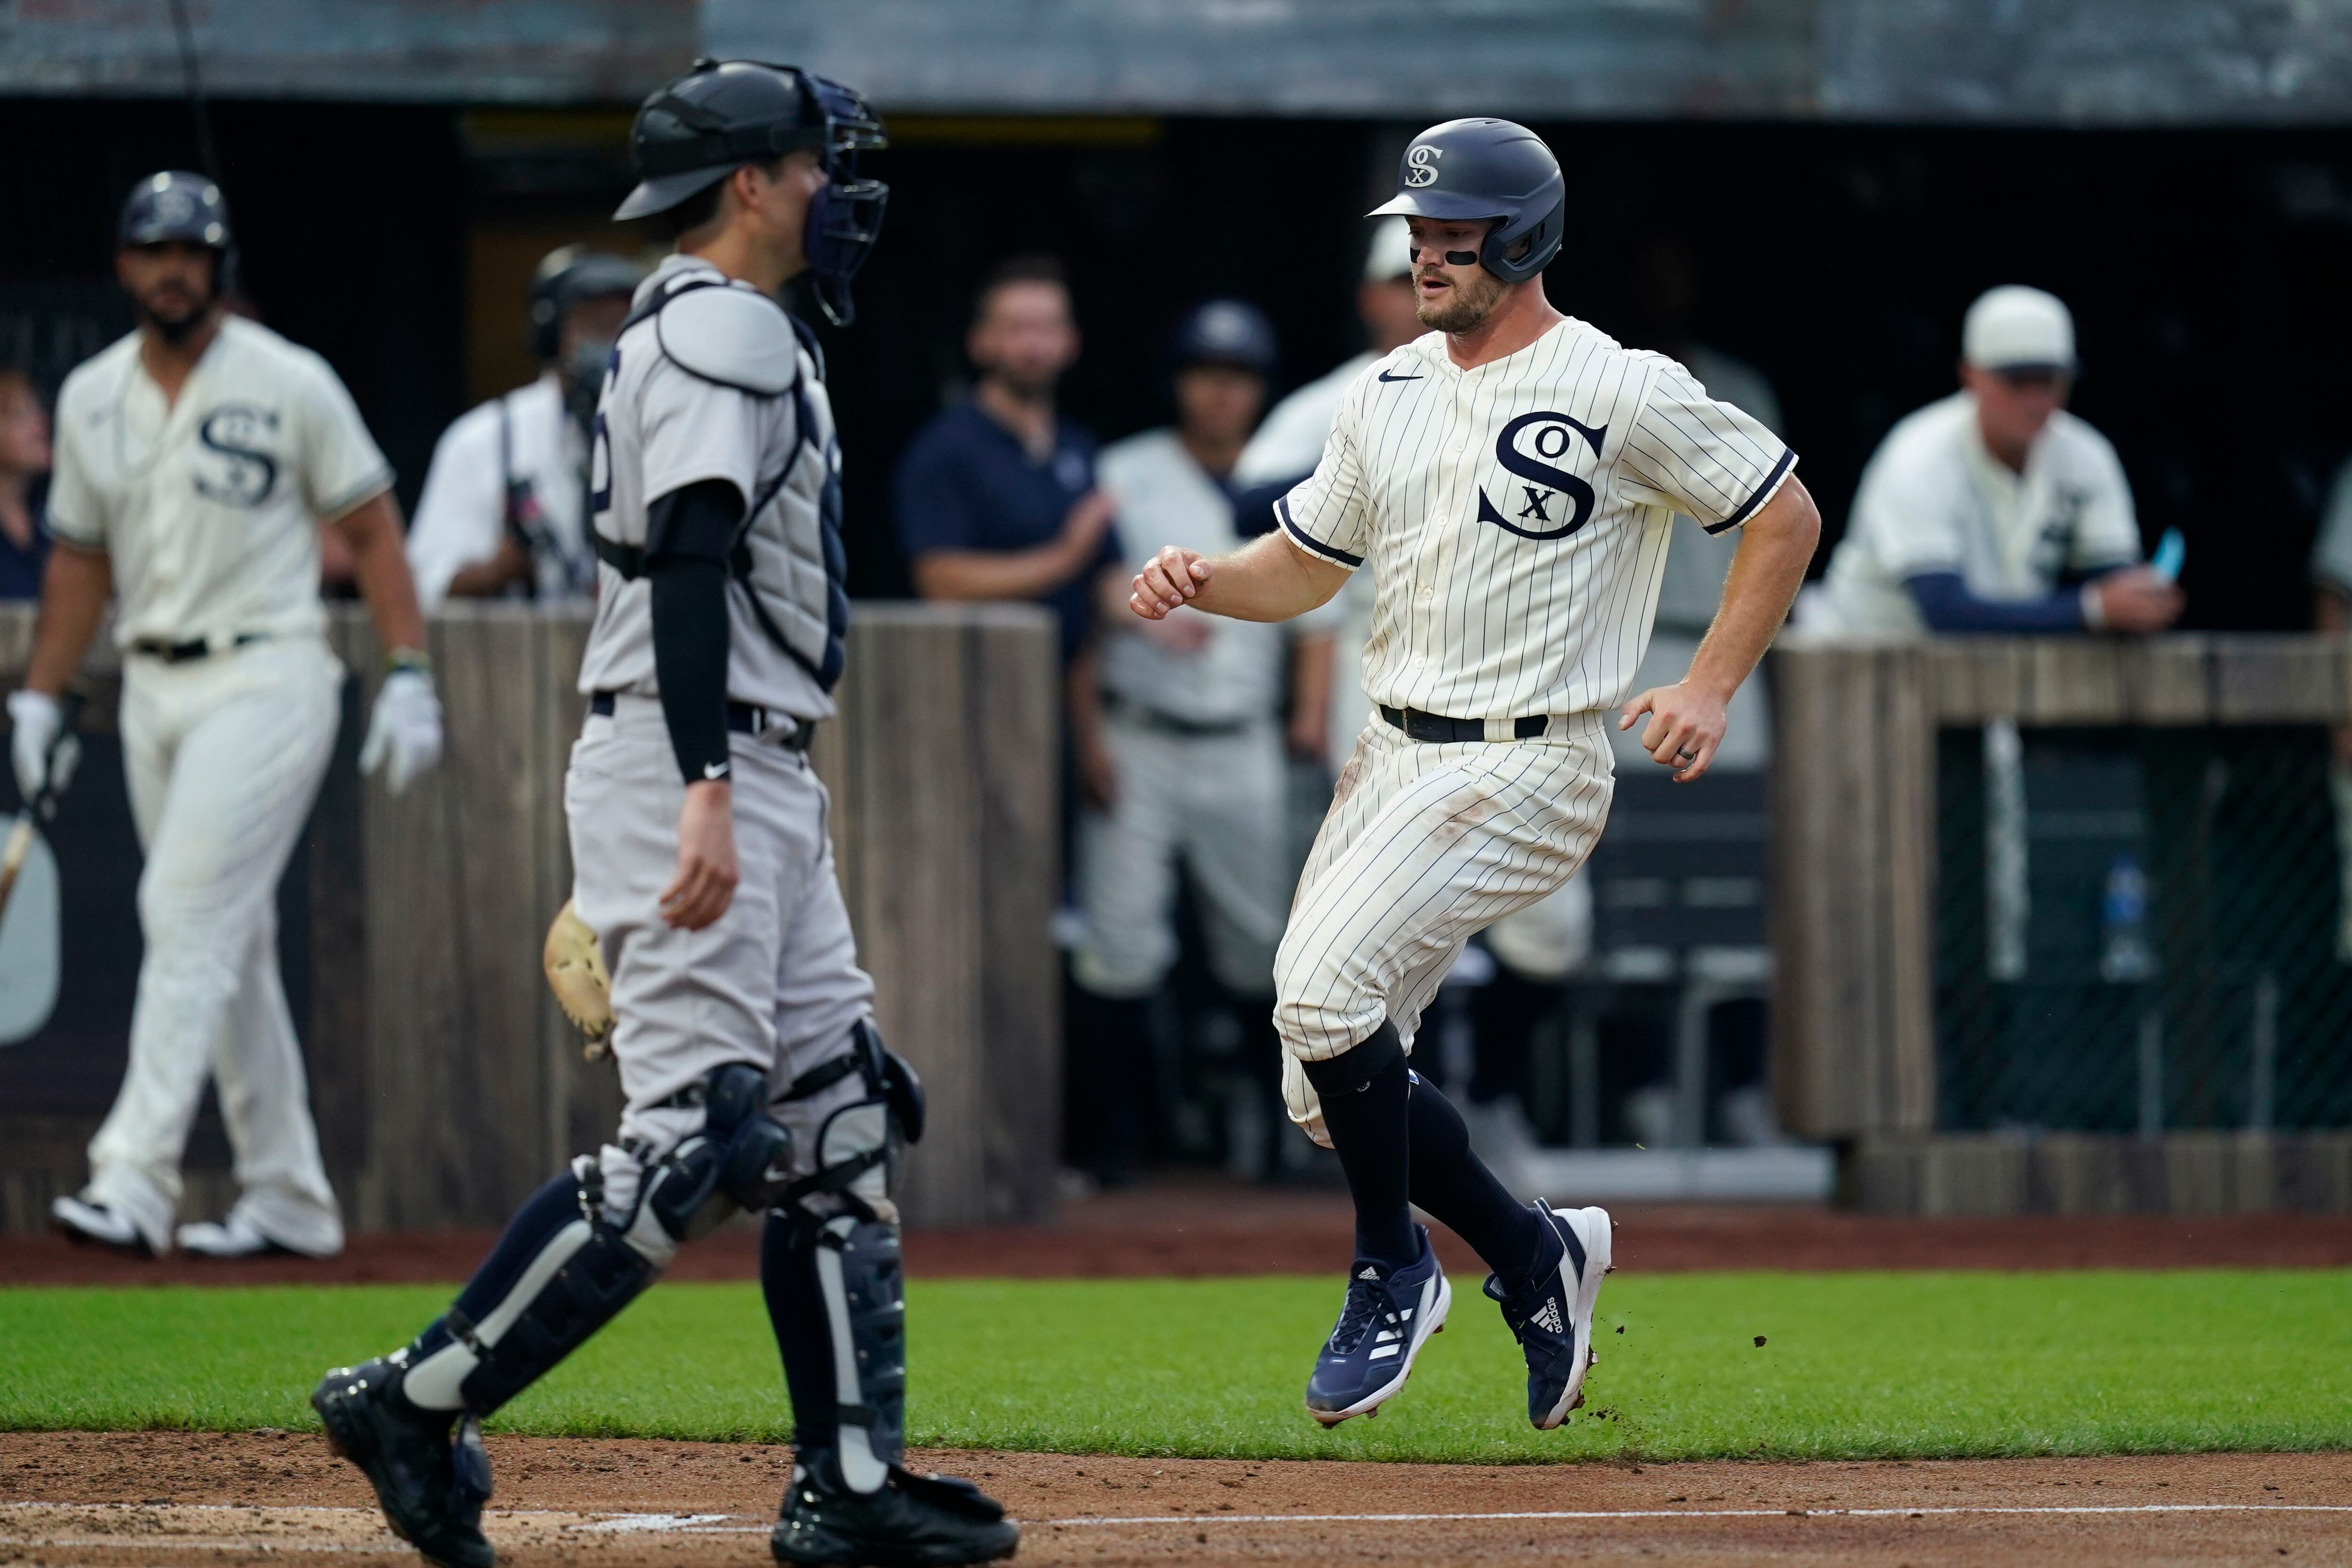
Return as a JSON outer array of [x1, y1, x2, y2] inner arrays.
[[24, 543, 112, 697], [1129, 532, 1346, 625], [1684, 475, 1820, 701], [335, 493, 429, 655], [1623, 475, 1819, 783]]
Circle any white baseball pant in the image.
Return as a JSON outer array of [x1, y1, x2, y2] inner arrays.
[[1073, 713, 1291, 1001], [1274, 711, 1614, 1147], [81, 636, 345, 1255], [564, 697, 877, 1212]]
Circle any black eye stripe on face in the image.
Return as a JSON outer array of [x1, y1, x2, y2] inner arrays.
[[1407, 241, 1485, 267]]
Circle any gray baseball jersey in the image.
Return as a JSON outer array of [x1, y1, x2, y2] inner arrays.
[[1277, 320, 1792, 722], [579, 254, 835, 722]]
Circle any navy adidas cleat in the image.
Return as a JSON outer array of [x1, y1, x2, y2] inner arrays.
[[1484, 1202, 1612, 1430], [1304, 1224, 1450, 1427]]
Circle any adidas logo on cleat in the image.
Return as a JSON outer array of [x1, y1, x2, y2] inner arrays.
[[1358, 1266, 1381, 1281], [1531, 1299, 1565, 1335]]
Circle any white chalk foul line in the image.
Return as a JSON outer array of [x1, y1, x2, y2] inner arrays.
[[1044, 1502, 2352, 1526]]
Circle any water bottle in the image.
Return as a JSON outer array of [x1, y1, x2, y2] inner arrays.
[[2100, 852, 2156, 983]]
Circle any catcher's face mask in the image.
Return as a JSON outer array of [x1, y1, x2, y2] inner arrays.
[[799, 74, 888, 328]]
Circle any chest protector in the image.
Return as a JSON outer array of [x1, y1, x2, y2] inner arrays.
[[595, 275, 850, 690]]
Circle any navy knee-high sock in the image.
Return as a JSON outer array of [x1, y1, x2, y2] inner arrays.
[[1301, 1023, 1416, 1271], [1407, 1075, 1542, 1282]]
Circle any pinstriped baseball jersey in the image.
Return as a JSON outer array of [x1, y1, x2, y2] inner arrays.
[[1276, 318, 1795, 722]]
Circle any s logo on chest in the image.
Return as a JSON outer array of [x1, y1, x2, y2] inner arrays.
[[1473, 410, 1605, 541], [192, 404, 282, 508]]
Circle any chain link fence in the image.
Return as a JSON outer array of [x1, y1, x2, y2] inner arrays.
[[1935, 721, 2352, 1134]]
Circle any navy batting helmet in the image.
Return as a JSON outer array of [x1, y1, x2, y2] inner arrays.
[[118, 170, 236, 293], [1369, 119, 1565, 285], [1168, 298, 1278, 378], [615, 58, 888, 326], [528, 247, 644, 362]]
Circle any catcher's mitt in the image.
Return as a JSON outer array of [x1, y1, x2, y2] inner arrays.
[[543, 899, 614, 1059]]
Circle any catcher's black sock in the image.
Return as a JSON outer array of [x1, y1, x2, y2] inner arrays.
[[759, 1209, 841, 1457], [1301, 1022, 1415, 1271], [1406, 1074, 1543, 1282]]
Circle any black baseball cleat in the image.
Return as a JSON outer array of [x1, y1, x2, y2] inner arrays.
[[1485, 1202, 1612, 1430], [772, 1447, 1020, 1567], [311, 1353, 495, 1568]]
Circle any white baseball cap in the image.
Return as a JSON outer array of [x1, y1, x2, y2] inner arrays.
[[1363, 215, 1413, 284], [1963, 285, 2076, 372]]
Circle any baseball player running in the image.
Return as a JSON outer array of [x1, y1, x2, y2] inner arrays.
[[1130, 119, 1820, 1429], [310, 61, 1017, 1568], [25, 172, 443, 1261]]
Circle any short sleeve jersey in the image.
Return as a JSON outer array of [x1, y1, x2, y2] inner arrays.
[[47, 317, 391, 649], [576, 255, 831, 721], [1276, 320, 1794, 721], [1816, 392, 2138, 635], [407, 374, 593, 610]]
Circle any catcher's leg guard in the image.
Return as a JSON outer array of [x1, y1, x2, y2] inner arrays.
[[399, 1066, 791, 1416], [763, 1094, 902, 1491]]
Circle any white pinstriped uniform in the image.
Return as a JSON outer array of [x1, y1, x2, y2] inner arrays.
[[1268, 318, 1792, 1143]]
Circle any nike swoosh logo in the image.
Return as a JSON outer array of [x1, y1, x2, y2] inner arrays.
[[703, 762, 730, 780], [1377, 369, 1423, 383]]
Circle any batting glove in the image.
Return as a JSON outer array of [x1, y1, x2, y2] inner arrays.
[[360, 668, 444, 796], [7, 690, 79, 808]]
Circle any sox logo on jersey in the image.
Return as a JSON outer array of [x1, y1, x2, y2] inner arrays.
[[1475, 411, 1605, 541]]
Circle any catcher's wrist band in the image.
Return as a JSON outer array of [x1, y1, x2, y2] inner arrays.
[[385, 647, 433, 676]]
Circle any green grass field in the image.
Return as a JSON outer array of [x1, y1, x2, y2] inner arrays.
[[5, 1272, 2349, 1464]]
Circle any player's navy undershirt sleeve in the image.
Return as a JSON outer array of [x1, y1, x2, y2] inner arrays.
[[645, 478, 740, 784], [1905, 570, 2091, 633]]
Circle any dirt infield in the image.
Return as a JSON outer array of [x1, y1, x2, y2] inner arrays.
[[13, 1176, 2352, 1287], [1, 1433, 2347, 1566]]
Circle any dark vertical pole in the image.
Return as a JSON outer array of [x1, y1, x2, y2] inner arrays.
[[165, 0, 219, 179]]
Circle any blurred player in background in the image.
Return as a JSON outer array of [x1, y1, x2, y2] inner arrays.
[[25, 171, 443, 1260], [406, 247, 642, 608], [1071, 299, 1305, 1183], [0, 363, 52, 597], [1810, 285, 2180, 637]]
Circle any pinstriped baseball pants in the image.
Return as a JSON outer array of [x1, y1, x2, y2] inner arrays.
[[1274, 711, 1614, 1148]]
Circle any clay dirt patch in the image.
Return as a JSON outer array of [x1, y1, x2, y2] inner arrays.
[[1, 1433, 2349, 1566]]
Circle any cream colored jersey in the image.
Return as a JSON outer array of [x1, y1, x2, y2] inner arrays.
[[47, 317, 392, 649], [1814, 392, 2138, 635], [1276, 320, 1794, 722]]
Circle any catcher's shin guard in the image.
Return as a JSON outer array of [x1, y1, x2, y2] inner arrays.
[[397, 1166, 667, 1416]]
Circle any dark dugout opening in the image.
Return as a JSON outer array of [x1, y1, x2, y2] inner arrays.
[[8, 99, 2351, 631]]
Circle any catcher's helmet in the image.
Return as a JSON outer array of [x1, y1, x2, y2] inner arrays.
[[1369, 119, 1565, 285], [527, 246, 644, 362], [1168, 298, 1278, 378], [118, 170, 236, 293], [615, 57, 888, 327]]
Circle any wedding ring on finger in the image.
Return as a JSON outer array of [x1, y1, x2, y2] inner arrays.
[[1676, 747, 1697, 763]]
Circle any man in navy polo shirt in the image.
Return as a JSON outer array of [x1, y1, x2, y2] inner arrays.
[[894, 254, 1114, 664]]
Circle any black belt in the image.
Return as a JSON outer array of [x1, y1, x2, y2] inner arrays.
[[131, 632, 268, 664], [1104, 694, 1256, 738], [1380, 705, 1550, 743], [589, 690, 814, 751]]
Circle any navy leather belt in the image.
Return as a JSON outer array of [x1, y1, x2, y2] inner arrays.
[[589, 690, 814, 751], [1380, 705, 1549, 743]]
